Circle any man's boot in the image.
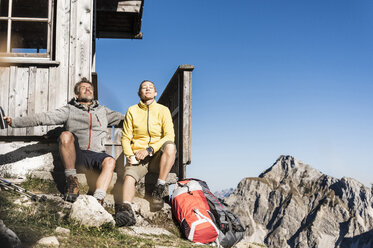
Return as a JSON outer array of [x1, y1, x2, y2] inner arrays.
[[65, 175, 79, 202], [115, 203, 136, 227], [151, 184, 165, 212]]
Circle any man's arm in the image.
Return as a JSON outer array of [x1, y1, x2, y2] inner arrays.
[[105, 107, 125, 127], [9, 106, 70, 128], [150, 107, 175, 153]]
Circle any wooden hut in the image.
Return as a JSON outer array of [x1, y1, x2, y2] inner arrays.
[[0, 0, 192, 179]]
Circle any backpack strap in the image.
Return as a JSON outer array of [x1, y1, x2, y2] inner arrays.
[[225, 210, 245, 232], [177, 182, 193, 195], [188, 208, 220, 241]]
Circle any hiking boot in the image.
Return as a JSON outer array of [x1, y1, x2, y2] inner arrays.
[[64, 175, 79, 202], [151, 184, 165, 212], [115, 203, 136, 227], [97, 198, 104, 206]]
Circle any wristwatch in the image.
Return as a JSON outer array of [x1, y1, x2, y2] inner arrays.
[[146, 147, 154, 157]]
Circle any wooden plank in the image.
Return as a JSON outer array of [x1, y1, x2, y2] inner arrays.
[[8, 67, 29, 136], [95, 31, 143, 39], [68, 0, 78, 99], [47, 66, 64, 132], [113, 128, 122, 145], [7, 66, 16, 136], [69, 0, 93, 98], [96, 0, 142, 13], [105, 145, 114, 157], [117, 1, 141, 13], [105, 127, 122, 145], [182, 70, 192, 165], [114, 145, 124, 165], [0, 59, 60, 66], [33, 68, 49, 135], [0, 67, 10, 136], [26, 66, 37, 135], [55, 0, 70, 103]]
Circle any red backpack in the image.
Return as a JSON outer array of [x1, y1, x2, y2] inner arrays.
[[171, 179, 219, 244], [171, 178, 244, 247]]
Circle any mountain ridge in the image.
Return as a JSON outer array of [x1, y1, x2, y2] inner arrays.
[[224, 155, 373, 248]]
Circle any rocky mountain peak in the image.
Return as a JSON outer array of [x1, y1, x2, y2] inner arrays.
[[224, 156, 373, 248], [259, 155, 323, 187]]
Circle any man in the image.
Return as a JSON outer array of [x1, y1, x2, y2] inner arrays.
[[3, 78, 124, 204], [115, 80, 176, 227]]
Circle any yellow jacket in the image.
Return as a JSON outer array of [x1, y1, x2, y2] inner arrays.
[[121, 100, 175, 157]]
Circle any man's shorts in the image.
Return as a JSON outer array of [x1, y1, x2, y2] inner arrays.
[[124, 141, 176, 182], [75, 149, 112, 172], [59, 132, 112, 172]]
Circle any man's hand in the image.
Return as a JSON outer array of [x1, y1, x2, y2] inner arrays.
[[4, 116, 12, 127], [135, 149, 149, 161]]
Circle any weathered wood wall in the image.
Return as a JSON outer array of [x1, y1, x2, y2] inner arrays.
[[158, 65, 194, 179], [0, 0, 94, 137]]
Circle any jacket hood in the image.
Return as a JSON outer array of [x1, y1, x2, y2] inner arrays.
[[69, 98, 99, 111]]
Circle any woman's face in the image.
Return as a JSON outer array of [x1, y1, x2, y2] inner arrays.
[[139, 81, 157, 101]]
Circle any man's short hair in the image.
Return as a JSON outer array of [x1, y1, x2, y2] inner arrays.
[[74, 77, 94, 95], [138, 80, 157, 96]]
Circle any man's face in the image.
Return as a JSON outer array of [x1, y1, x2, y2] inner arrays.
[[139, 81, 157, 101], [76, 82, 94, 102]]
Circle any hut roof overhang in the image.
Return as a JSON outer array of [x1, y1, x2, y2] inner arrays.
[[96, 0, 144, 39]]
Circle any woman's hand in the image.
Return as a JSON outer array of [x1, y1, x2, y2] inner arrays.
[[135, 149, 149, 161]]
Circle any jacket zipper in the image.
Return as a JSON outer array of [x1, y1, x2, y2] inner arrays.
[[147, 105, 151, 146], [95, 114, 102, 126], [87, 107, 92, 150]]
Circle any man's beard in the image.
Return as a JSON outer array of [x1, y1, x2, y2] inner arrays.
[[77, 97, 93, 103]]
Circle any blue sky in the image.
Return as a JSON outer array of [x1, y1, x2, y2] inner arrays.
[[96, 0, 373, 191]]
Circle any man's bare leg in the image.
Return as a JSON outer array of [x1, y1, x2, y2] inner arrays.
[[59, 131, 76, 169], [93, 157, 116, 203], [96, 157, 116, 191], [59, 131, 79, 202]]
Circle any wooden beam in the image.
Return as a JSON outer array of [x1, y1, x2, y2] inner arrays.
[[96, 0, 142, 13], [0, 58, 59, 66], [96, 31, 142, 39], [0, 67, 10, 136]]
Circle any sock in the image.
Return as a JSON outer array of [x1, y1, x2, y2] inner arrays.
[[64, 169, 76, 177], [93, 189, 106, 200], [123, 201, 133, 210], [157, 179, 166, 186]]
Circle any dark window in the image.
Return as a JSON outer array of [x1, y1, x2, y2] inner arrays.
[[0, 0, 53, 58]]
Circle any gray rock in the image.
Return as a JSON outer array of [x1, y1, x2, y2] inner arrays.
[[0, 141, 57, 177], [131, 197, 173, 226], [70, 195, 115, 227], [0, 220, 22, 248], [119, 226, 173, 237], [36, 236, 59, 247], [55, 227, 70, 236], [13, 196, 32, 207], [224, 155, 373, 248]]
